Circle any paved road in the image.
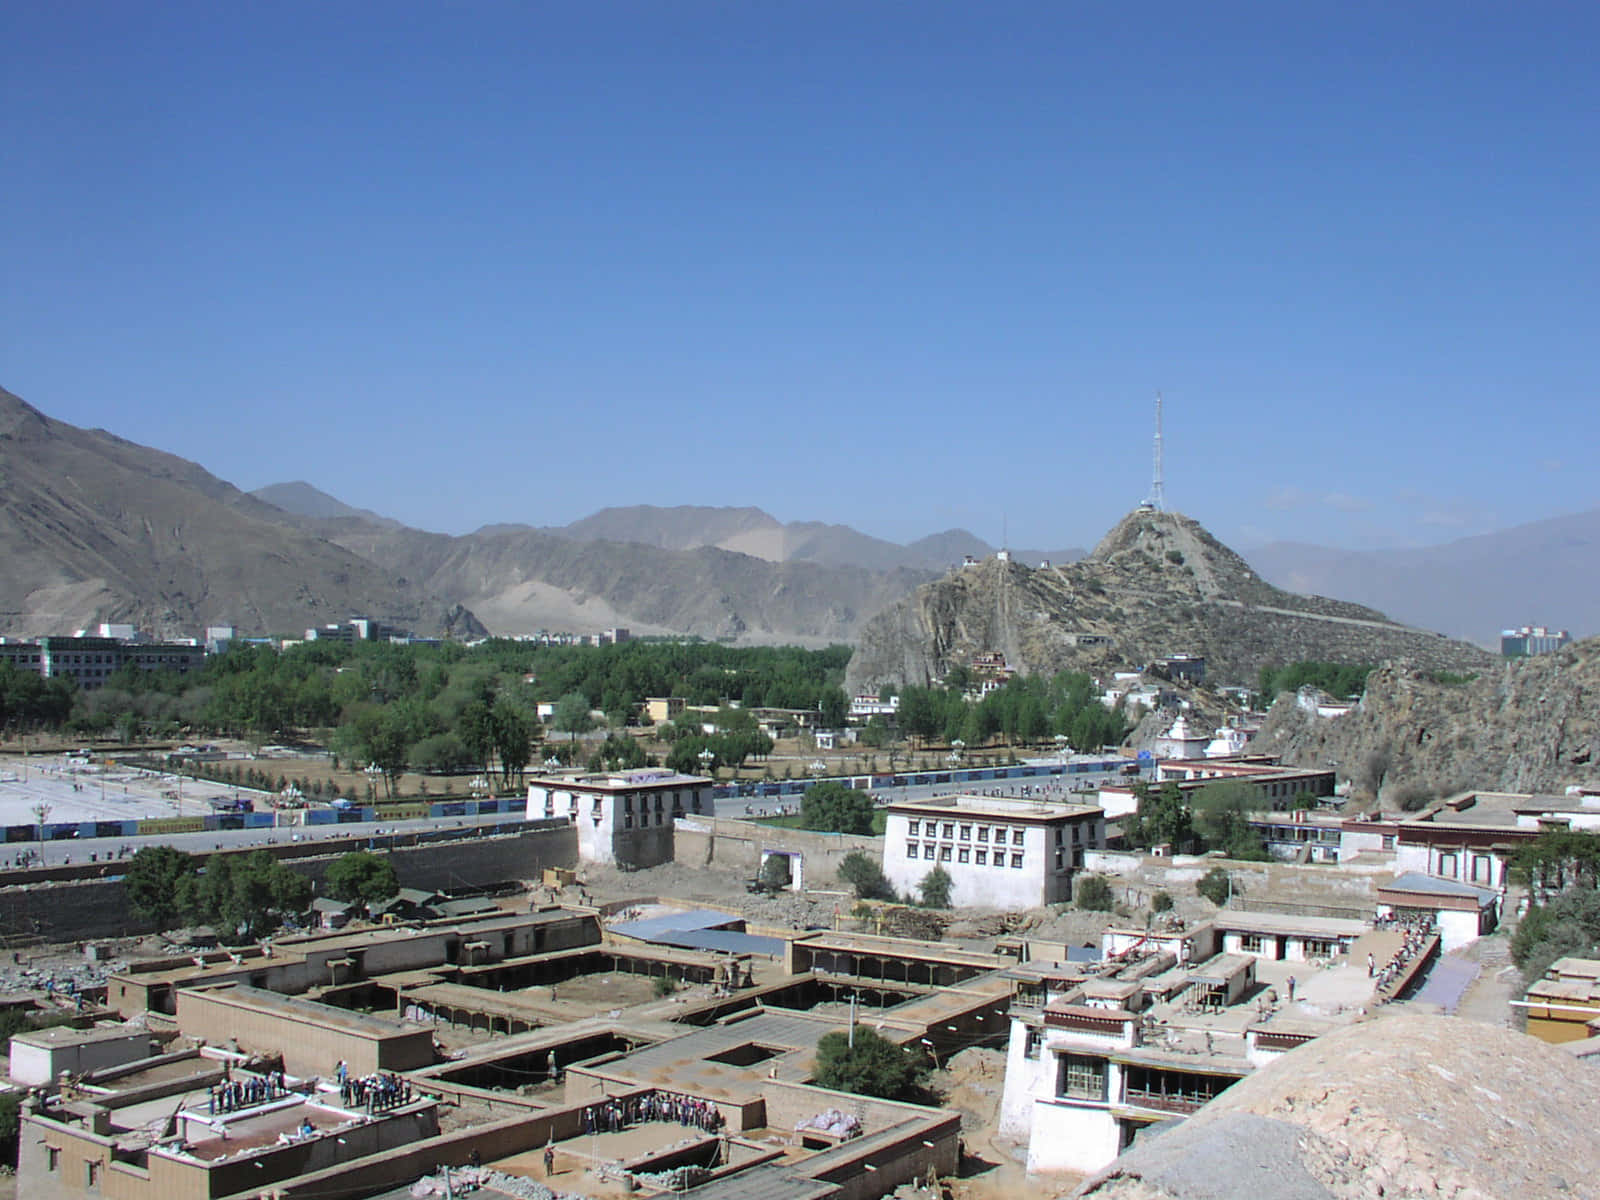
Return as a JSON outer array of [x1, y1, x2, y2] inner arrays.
[[0, 810, 526, 870]]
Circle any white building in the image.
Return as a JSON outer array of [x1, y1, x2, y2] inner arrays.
[[526, 768, 712, 869], [1150, 715, 1209, 760], [881, 795, 1105, 908]]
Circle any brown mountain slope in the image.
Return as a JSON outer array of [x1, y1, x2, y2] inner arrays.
[[0, 386, 481, 638], [845, 509, 1495, 693], [1250, 636, 1600, 797], [314, 519, 935, 643]]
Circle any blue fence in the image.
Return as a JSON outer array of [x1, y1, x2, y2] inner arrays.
[[708, 758, 1129, 801]]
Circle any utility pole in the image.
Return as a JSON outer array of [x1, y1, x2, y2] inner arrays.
[[848, 991, 858, 1047], [1144, 391, 1166, 512]]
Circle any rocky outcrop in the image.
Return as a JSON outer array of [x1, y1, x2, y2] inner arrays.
[[1075, 1013, 1600, 1200], [1251, 637, 1600, 798], [845, 509, 1494, 694]]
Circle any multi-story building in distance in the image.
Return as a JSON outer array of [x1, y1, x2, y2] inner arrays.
[[527, 768, 713, 868], [1501, 624, 1571, 656], [882, 794, 1105, 908]]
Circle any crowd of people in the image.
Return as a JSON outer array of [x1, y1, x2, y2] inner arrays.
[[334, 1062, 412, 1112], [1372, 913, 1437, 998], [581, 1089, 724, 1135], [208, 1072, 289, 1115]]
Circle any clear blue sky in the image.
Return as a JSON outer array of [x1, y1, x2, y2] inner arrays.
[[4, 3, 1597, 551]]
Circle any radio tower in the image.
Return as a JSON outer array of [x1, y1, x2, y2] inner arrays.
[[1143, 392, 1166, 512]]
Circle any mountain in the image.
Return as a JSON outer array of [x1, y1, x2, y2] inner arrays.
[[845, 508, 1495, 694], [1249, 637, 1600, 797], [311, 519, 934, 644], [547, 504, 1086, 572], [1245, 508, 1600, 645], [250, 481, 403, 528], [0, 387, 483, 638]]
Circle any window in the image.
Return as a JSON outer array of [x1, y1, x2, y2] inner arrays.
[[977, 826, 988, 841], [1381, 834, 1395, 850], [943, 823, 955, 839], [958, 848, 970, 863], [960, 824, 972, 840], [1240, 934, 1265, 954], [624, 814, 633, 829], [1439, 852, 1459, 878], [623, 795, 634, 812], [1013, 829, 1025, 845], [908, 820, 920, 836], [975, 850, 987, 865], [1058, 1053, 1107, 1101], [907, 842, 919, 858], [1472, 855, 1491, 884], [940, 846, 952, 862], [86, 1161, 100, 1190], [924, 845, 936, 860], [993, 853, 1005, 868], [1054, 849, 1064, 870], [1011, 853, 1024, 869], [1303, 938, 1336, 957], [1025, 1028, 1043, 1059], [1055, 827, 1064, 844], [47, 1147, 60, 1172]]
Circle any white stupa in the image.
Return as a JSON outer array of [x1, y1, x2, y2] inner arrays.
[[1152, 714, 1210, 760]]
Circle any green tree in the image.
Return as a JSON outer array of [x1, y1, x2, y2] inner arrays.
[[1196, 867, 1233, 907], [1512, 888, 1600, 985], [492, 699, 535, 789], [918, 864, 953, 908], [1076, 874, 1114, 911], [799, 781, 875, 835], [325, 851, 400, 904], [758, 855, 792, 891], [817, 686, 849, 728], [1190, 780, 1269, 860], [552, 692, 594, 742], [190, 850, 313, 942], [838, 850, 895, 900], [1151, 890, 1174, 913], [812, 1026, 921, 1099], [1124, 781, 1194, 853], [411, 731, 470, 774], [123, 846, 198, 928]]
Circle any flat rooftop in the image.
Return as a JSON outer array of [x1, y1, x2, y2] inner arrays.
[[1211, 911, 1370, 938], [527, 769, 710, 791], [11, 1024, 148, 1049], [886, 794, 1101, 822], [185, 984, 430, 1039]]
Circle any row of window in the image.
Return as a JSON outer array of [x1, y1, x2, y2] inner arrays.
[[907, 842, 1024, 869], [907, 819, 1028, 845]]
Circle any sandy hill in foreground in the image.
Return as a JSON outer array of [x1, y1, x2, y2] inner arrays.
[[1076, 1012, 1598, 1200]]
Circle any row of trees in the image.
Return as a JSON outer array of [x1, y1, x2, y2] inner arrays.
[[1257, 661, 1374, 702], [894, 670, 1129, 751], [1120, 779, 1300, 860], [123, 846, 399, 940]]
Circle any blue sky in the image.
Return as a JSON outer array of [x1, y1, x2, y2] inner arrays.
[[4, 3, 1597, 551]]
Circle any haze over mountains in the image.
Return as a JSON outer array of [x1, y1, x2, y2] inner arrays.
[[1, 384, 1592, 649]]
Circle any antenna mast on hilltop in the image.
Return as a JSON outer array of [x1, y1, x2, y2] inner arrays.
[[1144, 391, 1166, 512]]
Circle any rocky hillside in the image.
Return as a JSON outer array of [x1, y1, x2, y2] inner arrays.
[[845, 509, 1495, 693], [0, 387, 481, 639], [1251, 637, 1600, 797], [1076, 1013, 1600, 1200]]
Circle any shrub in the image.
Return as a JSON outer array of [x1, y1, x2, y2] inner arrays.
[[838, 850, 894, 900], [1076, 874, 1114, 911], [918, 865, 953, 909], [653, 975, 678, 998], [813, 1027, 920, 1099], [1151, 890, 1174, 913], [1197, 867, 1233, 907]]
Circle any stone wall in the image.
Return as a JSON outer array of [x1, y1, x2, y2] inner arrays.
[[0, 826, 578, 943], [674, 816, 881, 891], [1079, 848, 1386, 915]]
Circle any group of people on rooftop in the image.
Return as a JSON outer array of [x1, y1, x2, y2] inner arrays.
[[581, 1089, 724, 1135]]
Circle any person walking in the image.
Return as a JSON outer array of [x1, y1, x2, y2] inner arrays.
[[544, 1145, 555, 1177]]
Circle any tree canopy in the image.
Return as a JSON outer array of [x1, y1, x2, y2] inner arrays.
[[799, 781, 876, 835], [123, 846, 198, 928], [812, 1026, 922, 1099], [325, 851, 401, 904], [838, 850, 895, 900], [918, 865, 953, 908], [1124, 781, 1195, 853]]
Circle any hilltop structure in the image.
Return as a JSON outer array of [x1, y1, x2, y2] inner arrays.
[[845, 509, 1494, 695]]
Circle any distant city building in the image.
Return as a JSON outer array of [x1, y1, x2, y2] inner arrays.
[[1501, 625, 1571, 657], [0, 634, 204, 691], [882, 794, 1105, 908], [306, 616, 401, 643], [850, 693, 900, 719]]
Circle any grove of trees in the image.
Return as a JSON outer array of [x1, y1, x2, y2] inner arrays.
[[812, 1026, 923, 1099], [799, 781, 876, 835], [894, 670, 1128, 752]]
